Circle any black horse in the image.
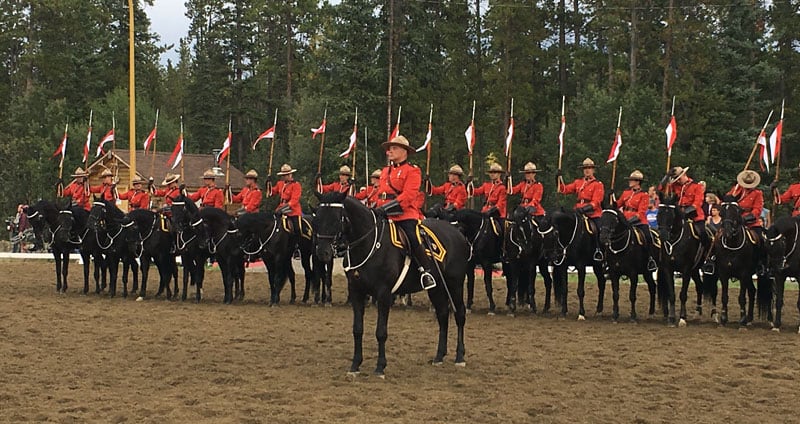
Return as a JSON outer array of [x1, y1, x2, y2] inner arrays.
[[548, 208, 607, 320], [765, 216, 800, 332], [127, 208, 177, 301], [236, 211, 299, 305], [656, 197, 706, 326], [25, 200, 78, 293], [503, 206, 555, 315], [314, 192, 469, 377], [88, 199, 139, 298], [450, 208, 507, 315], [710, 197, 772, 326], [170, 196, 209, 302], [51, 202, 108, 295], [309, 230, 335, 305], [170, 196, 244, 304], [597, 209, 658, 322]]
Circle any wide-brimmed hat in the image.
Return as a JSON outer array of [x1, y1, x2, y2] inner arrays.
[[201, 169, 220, 179], [381, 135, 416, 153], [519, 162, 542, 174], [370, 169, 382, 179], [668, 166, 689, 182], [486, 162, 504, 174], [339, 165, 352, 176], [100, 168, 114, 177], [161, 173, 180, 185], [244, 169, 258, 179], [131, 175, 146, 185], [625, 170, 644, 181], [276, 164, 297, 176], [577, 158, 596, 169], [448, 165, 464, 176], [737, 170, 761, 189], [71, 167, 89, 178]]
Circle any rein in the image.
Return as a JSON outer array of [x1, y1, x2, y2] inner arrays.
[[317, 202, 383, 272], [552, 215, 579, 266], [242, 218, 279, 256]]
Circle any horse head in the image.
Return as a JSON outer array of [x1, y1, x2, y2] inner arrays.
[[313, 191, 348, 263], [170, 194, 208, 250], [88, 196, 107, 232], [25, 200, 57, 246], [54, 206, 86, 245], [719, 194, 743, 239], [598, 209, 626, 246], [657, 195, 680, 241], [764, 216, 797, 272]]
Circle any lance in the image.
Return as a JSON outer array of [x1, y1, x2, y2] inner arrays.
[[268, 108, 278, 176], [425, 104, 433, 193], [316, 105, 328, 175], [743, 110, 774, 172], [84, 110, 93, 196], [179, 116, 185, 183], [350, 108, 358, 196], [506, 98, 514, 194], [364, 126, 369, 184], [557, 96, 565, 192], [610, 106, 622, 192], [225, 116, 232, 204], [56, 123, 68, 197], [149, 109, 159, 182], [467, 100, 476, 204], [775, 99, 785, 183], [111, 111, 118, 181], [666, 95, 676, 172]]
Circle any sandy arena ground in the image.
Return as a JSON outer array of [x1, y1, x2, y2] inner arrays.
[[1, 260, 799, 423]]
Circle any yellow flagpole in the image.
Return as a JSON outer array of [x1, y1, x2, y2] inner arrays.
[[128, 0, 136, 184]]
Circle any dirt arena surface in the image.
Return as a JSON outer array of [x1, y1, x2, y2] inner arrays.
[[1, 260, 800, 423]]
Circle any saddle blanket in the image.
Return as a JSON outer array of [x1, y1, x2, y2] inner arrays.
[[388, 221, 447, 263]]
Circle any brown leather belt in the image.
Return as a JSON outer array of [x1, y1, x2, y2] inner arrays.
[[623, 207, 637, 212], [379, 193, 396, 200]]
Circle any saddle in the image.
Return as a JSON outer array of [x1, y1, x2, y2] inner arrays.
[[388, 221, 447, 263], [281, 215, 313, 240]]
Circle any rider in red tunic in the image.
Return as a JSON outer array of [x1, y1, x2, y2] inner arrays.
[[270, 164, 303, 235], [727, 170, 764, 230], [231, 169, 263, 213], [374, 136, 436, 290], [558, 157, 604, 219], [510, 162, 544, 217], [318, 165, 353, 195], [354, 169, 381, 208], [428, 164, 467, 211], [614, 170, 657, 270], [772, 163, 800, 217], [472, 162, 507, 218], [118, 175, 150, 211], [188, 169, 224, 209], [61, 167, 91, 210], [89, 168, 117, 203], [152, 173, 182, 207]]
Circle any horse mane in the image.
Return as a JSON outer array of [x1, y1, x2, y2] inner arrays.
[[127, 208, 155, 226], [200, 207, 233, 229], [28, 199, 58, 218], [99, 197, 125, 221], [236, 212, 273, 233], [453, 208, 483, 225], [721, 194, 738, 203]]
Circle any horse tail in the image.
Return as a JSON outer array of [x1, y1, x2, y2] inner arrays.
[[756, 273, 773, 321], [656, 265, 670, 312], [702, 271, 718, 304]]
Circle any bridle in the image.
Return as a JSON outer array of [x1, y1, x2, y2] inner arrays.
[[599, 209, 632, 255], [317, 202, 383, 272], [242, 217, 280, 256], [719, 201, 746, 251]]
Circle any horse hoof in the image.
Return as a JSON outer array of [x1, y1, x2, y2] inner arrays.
[[678, 318, 687, 327], [487, 311, 495, 316], [771, 327, 781, 333], [712, 313, 720, 324], [431, 360, 443, 366], [373, 372, 385, 380], [135, 296, 144, 302], [466, 309, 472, 315], [507, 312, 515, 318], [454, 362, 466, 368], [577, 315, 586, 321], [738, 326, 749, 332], [346, 371, 360, 379]]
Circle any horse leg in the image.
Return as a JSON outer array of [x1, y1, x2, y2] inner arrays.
[[54, 251, 63, 292], [287, 263, 297, 304], [595, 265, 606, 315], [120, 259, 128, 298], [678, 273, 690, 326], [137, 258, 149, 300], [628, 274, 638, 322], [610, 274, 619, 322], [108, 258, 119, 298], [196, 262, 204, 303], [82, 252, 91, 295], [324, 261, 333, 306], [301, 252, 313, 304], [484, 263, 496, 315], [374, 294, 391, 377], [558, 266, 568, 318], [720, 278, 730, 325], [745, 276, 756, 325], [577, 267, 586, 320], [348, 290, 366, 376], [430, 291, 450, 364], [541, 263, 552, 314], [181, 259, 190, 301], [172, 260, 179, 300], [504, 261, 516, 316], [644, 271, 656, 318], [466, 263, 475, 312], [773, 274, 784, 331], [691, 270, 703, 315]]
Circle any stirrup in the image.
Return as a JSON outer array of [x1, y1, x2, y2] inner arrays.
[[420, 271, 436, 290], [593, 248, 605, 262], [647, 257, 658, 272]]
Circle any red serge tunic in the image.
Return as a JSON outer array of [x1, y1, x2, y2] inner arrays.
[[271, 180, 302, 217], [615, 189, 649, 225], [511, 181, 544, 216], [375, 161, 422, 221], [188, 186, 224, 208], [473, 181, 507, 217], [430, 182, 467, 210], [666, 179, 705, 222], [727, 186, 764, 227], [778, 183, 800, 217], [559, 176, 604, 218], [232, 187, 263, 213], [118, 189, 150, 210], [63, 182, 90, 210]]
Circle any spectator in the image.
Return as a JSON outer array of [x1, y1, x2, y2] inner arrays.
[[706, 204, 723, 233], [12, 204, 30, 253]]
